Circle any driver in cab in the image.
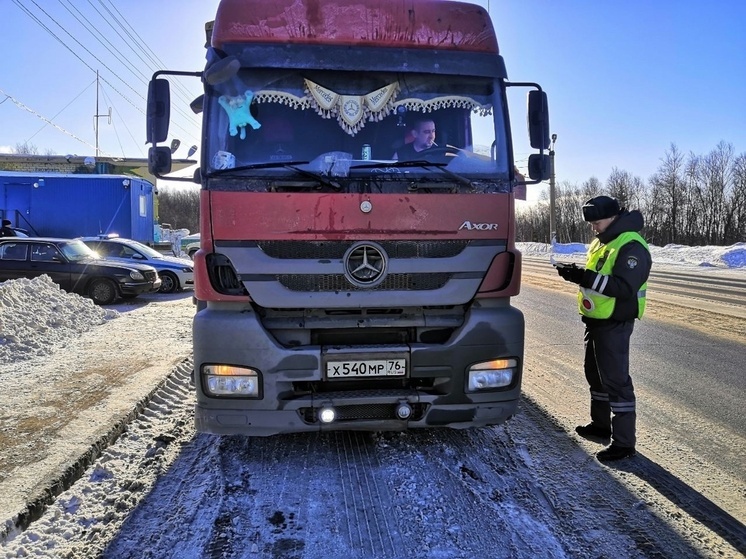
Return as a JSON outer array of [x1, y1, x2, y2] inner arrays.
[[393, 118, 438, 161]]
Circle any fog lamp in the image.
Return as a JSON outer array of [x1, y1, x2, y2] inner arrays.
[[319, 406, 336, 424], [467, 358, 517, 392], [396, 402, 413, 420], [203, 364, 260, 397]]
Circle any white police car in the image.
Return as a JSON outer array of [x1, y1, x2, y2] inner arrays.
[[80, 236, 194, 294]]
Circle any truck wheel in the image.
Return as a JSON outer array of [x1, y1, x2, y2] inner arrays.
[[88, 278, 118, 305], [159, 271, 179, 293]]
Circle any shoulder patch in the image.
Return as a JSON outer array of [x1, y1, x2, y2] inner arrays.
[[626, 256, 639, 269]]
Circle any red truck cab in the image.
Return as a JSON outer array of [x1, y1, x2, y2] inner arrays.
[[147, 0, 550, 436]]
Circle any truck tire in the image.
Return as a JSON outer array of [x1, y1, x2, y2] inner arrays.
[[88, 278, 119, 305], [159, 271, 180, 293]]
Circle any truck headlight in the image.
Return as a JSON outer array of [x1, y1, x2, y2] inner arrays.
[[129, 270, 145, 280], [466, 359, 517, 392], [203, 364, 260, 397]]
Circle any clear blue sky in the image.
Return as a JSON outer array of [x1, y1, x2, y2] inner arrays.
[[1, 1, 744, 200]]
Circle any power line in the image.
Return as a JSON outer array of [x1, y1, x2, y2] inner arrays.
[[26, 79, 96, 142], [19, 0, 146, 106], [11, 0, 201, 154], [57, 0, 150, 87], [91, 1, 203, 135], [0, 87, 115, 156], [98, 0, 199, 106], [12, 0, 146, 123]]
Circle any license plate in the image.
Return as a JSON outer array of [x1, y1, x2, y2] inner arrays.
[[326, 359, 406, 378]]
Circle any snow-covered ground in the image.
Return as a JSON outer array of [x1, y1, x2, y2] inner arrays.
[[0, 242, 743, 558], [525, 240, 746, 270]]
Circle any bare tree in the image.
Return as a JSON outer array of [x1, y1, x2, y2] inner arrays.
[[157, 188, 200, 234], [701, 142, 734, 244], [728, 153, 746, 244], [606, 167, 644, 211], [648, 144, 686, 244], [13, 141, 40, 155], [506, 142, 746, 247]]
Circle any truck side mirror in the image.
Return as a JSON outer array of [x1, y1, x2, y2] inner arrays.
[[527, 91, 550, 150], [149, 146, 173, 175], [147, 79, 171, 144], [528, 153, 550, 181]]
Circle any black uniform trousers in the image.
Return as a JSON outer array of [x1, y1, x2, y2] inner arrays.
[[583, 319, 636, 448]]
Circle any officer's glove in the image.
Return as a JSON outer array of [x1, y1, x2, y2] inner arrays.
[[555, 262, 585, 284]]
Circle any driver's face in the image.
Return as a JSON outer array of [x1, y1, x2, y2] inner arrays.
[[412, 121, 436, 151]]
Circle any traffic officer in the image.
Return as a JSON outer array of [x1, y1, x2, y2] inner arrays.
[[555, 195, 652, 461]]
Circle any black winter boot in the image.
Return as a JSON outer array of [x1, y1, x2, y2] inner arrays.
[[596, 444, 636, 462], [575, 423, 611, 440]]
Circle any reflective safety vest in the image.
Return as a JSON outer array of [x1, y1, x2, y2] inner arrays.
[[578, 231, 649, 319]]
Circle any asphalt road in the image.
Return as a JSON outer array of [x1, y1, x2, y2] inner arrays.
[[517, 266, 746, 530]]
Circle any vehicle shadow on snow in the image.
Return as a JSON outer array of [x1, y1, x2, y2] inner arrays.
[[609, 453, 746, 554], [109, 290, 194, 313]]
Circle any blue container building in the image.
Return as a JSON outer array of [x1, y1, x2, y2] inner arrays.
[[0, 172, 156, 243]]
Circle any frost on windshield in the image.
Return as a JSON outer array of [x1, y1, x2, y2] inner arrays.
[[206, 69, 510, 182]]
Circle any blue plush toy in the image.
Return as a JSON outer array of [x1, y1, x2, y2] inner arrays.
[[218, 90, 262, 140]]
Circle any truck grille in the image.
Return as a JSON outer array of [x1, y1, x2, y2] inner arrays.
[[258, 240, 468, 259], [278, 272, 451, 292], [211, 239, 504, 305]]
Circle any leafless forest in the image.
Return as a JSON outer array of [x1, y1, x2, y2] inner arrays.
[[518, 141, 746, 245]]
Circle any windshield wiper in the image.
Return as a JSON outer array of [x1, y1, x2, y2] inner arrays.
[[281, 165, 342, 190], [206, 161, 311, 177], [206, 161, 342, 190], [352, 160, 473, 188]]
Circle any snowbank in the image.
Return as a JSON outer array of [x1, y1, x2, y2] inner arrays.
[[0, 276, 119, 364]]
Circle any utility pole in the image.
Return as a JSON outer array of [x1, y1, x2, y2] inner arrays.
[[549, 133, 557, 244], [93, 71, 111, 158]]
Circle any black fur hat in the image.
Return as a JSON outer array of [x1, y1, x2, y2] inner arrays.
[[582, 196, 620, 222]]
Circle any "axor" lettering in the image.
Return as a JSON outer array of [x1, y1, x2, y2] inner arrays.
[[458, 221, 499, 231]]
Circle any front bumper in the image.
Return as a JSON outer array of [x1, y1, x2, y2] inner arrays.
[[193, 301, 524, 437], [196, 397, 517, 436], [121, 279, 160, 296]]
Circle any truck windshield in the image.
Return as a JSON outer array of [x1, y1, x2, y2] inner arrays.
[[204, 69, 509, 183]]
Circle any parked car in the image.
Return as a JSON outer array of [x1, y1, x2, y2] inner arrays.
[[80, 236, 194, 294], [0, 238, 161, 305], [180, 233, 200, 259]]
